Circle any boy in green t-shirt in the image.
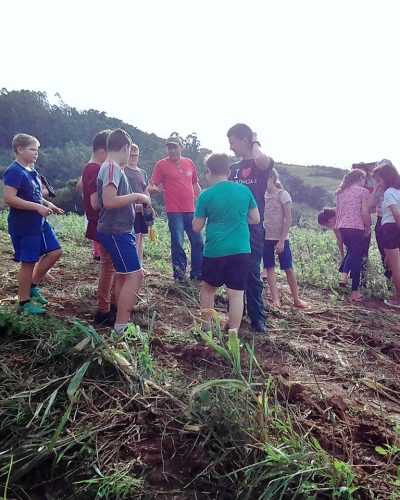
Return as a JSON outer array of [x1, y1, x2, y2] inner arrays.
[[193, 154, 260, 332]]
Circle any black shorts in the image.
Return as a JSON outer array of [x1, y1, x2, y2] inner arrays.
[[201, 253, 250, 290], [134, 212, 149, 235], [381, 223, 400, 250]]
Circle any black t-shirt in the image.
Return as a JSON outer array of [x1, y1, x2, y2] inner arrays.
[[228, 157, 274, 216]]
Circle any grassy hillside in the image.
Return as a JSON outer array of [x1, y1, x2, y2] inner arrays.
[[0, 214, 399, 499], [279, 163, 345, 197]]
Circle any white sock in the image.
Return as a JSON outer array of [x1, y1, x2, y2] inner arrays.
[[114, 323, 128, 335]]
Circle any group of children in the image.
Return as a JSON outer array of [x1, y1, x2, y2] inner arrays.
[[5, 128, 399, 338], [318, 160, 400, 308]]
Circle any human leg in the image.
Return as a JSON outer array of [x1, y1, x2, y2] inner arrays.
[[183, 213, 204, 279], [265, 268, 280, 306], [18, 262, 35, 302], [97, 244, 116, 314], [247, 224, 266, 331], [227, 288, 245, 330], [167, 213, 187, 281], [115, 270, 144, 325], [340, 229, 364, 299], [200, 281, 217, 331]]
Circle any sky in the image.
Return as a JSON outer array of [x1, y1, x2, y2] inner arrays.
[[1, 0, 400, 169]]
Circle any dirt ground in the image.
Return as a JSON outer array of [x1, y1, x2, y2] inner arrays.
[[1, 235, 400, 498]]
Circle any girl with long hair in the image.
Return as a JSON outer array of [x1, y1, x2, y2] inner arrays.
[[335, 169, 371, 301], [371, 160, 400, 308]]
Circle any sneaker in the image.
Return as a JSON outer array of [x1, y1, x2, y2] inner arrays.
[[30, 287, 49, 305], [384, 298, 400, 309], [94, 310, 116, 326], [17, 301, 46, 315], [252, 321, 268, 334]]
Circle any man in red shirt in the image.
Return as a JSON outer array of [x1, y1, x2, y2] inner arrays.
[[76, 130, 116, 325], [150, 135, 203, 282]]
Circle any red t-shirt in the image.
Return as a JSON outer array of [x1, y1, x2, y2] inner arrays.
[[82, 162, 101, 240], [151, 157, 198, 213]]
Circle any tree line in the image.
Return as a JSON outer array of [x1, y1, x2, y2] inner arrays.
[[0, 88, 334, 214]]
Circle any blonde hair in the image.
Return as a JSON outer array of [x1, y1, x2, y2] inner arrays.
[[270, 168, 283, 189], [130, 143, 139, 153], [336, 169, 365, 194], [12, 133, 39, 154]]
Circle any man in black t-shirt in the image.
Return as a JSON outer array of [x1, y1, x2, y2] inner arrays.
[[227, 123, 274, 334]]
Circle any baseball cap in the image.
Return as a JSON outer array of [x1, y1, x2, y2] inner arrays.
[[166, 135, 182, 147]]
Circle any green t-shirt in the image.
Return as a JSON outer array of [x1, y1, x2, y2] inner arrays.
[[194, 181, 257, 258]]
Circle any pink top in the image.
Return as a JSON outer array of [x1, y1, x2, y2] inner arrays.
[[335, 185, 370, 230]]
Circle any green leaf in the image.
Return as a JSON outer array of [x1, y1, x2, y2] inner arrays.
[[375, 446, 388, 456], [40, 387, 59, 426], [67, 361, 90, 402], [190, 378, 250, 401], [227, 329, 241, 375]]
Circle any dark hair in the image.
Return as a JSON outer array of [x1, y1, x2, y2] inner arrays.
[[92, 130, 111, 152], [336, 169, 365, 194], [372, 162, 400, 190], [106, 129, 132, 152], [205, 153, 230, 176], [318, 207, 336, 226], [227, 123, 253, 141]]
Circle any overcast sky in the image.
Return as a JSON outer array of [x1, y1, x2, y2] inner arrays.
[[2, 0, 399, 168]]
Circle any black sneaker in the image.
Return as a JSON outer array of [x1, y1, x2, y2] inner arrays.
[[94, 310, 116, 326], [252, 321, 268, 334]]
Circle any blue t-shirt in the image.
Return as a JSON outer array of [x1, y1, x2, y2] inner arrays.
[[3, 161, 44, 236]]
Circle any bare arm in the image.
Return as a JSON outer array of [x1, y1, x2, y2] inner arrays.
[[3, 185, 52, 217], [390, 204, 400, 228], [148, 182, 162, 195], [76, 177, 83, 192], [90, 192, 100, 211], [361, 198, 372, 235], [247, 207, 260, 225], [251, 132, 270, 171], [193, 183, 202, 198], [333, 228, 345, 260], [192, 216, 205, 232], [276, 202, 292, 253], [102, 184, 150, 210]]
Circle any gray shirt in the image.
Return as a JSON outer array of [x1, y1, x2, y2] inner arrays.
[[97, 161, 135, 234]]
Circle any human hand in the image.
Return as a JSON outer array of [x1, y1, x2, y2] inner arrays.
[[48, 202, 65, 215], [275, 240, 284, 254], [364, 227, 371, 237], [38, 205, 53, 217], [136, 194, 151, 206]]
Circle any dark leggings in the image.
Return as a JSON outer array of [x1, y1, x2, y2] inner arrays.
[[375, 216, 392, 279], [339, 228, 370, 292]]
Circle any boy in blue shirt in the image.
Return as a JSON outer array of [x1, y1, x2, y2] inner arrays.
[[3, 134, 64, 315], [193, 154, 260, 332]]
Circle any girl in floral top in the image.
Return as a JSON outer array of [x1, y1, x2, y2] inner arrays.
[[335, 169, 371, 302]]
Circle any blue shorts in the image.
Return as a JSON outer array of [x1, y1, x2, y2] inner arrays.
[[97, 231, 141, 274], [263, 239, 293, 270], [11, 220, 61, 263]]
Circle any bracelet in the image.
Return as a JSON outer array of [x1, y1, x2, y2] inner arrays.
[[252, 141, 261, 147]]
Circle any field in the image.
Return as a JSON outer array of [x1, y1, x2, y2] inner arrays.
[[0, 213, 400, 499]]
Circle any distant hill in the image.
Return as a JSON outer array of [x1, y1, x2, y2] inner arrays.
[[0, 89, 346, 214]]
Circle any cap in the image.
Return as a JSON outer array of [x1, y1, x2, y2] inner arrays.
[[166, 135, 182, 147]]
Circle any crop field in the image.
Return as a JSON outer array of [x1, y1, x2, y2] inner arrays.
[[0, 213, 399, 499]]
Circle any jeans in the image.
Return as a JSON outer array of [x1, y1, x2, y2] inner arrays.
[[247, 223, 266, 325], [167, 212, 204, 280], [339, 228, 369, 292]]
